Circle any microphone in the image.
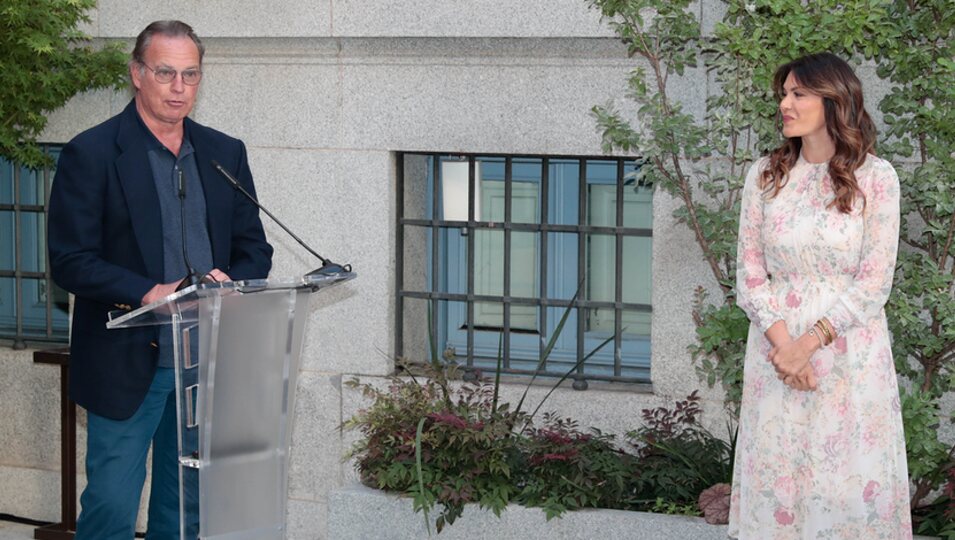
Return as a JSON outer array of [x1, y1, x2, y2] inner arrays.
[[175, 168, 214, 291], [211, 160, 351, 278]]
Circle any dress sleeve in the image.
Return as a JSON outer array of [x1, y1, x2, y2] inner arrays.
[[736, 159, 783, 333], [823, 160, 900, 335]]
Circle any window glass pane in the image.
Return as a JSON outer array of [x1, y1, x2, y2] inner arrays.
[[618, 361, 651, 380], [439, 157, 481, 223], [623, 165, 653, 228], [0, 159, 12, 204], [18, 278, 69, 338], [20, 211, 44, 273], [18, 166, 44, 206], [442, 299, 470, 361], [549, 160, 580, 226], [539, 301, 579, 360], [511, 158, 541, 225], [21, 277, 42, 321], [585, 160, 618, 226], [473, 229, 537, 332], [622, 306, 652, 339], [471, 301, 536, 334], [48, 147, 60, 175], [0, 277, 15, 333], [546, 231, 579, 300], [21, 278, 69, 338], [474, 229, 503, 298], [500, 317, 545, 373], [509, 231, 538, 330], [622, 237, 652, 304], [586, 233, 615, 305], [443, 227, 468, 295], [0, 211, 12, 271]]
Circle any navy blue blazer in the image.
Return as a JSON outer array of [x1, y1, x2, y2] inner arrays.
[[48, 100, 273, 420]]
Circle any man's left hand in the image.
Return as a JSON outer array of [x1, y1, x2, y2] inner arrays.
[[206, 268, 231, 282]]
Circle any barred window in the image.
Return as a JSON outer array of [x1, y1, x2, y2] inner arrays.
[[0, 146, 70, 348], [396, 153, 652, 389]]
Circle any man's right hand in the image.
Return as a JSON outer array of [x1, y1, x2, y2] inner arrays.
[[141, 281, 183, 306]]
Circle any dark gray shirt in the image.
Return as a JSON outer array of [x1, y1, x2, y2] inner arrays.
[[145, 131, 213, 368]]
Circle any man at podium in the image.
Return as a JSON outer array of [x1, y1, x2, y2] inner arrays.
[[47, 20, 273, 540]]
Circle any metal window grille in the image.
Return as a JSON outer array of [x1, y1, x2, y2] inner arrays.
[[395, 152, 653, 389], [0, 146, 69, 348]]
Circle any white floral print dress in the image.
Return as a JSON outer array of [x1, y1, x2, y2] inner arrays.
[[728, 154, 912, 539]]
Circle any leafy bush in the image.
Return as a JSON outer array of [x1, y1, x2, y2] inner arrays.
[[345, 364, 735, 532], [518, 414, 636, 519], [627, 391, 734, 510], [344, 362, 524, 532], [913, 464, 955, 539]]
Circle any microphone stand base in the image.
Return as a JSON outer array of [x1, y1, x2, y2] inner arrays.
[[305, 261, 352, 278], [176, 272, 217, 292]]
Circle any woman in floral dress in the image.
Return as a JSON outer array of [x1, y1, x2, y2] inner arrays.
[[728, 52, 912, 539]]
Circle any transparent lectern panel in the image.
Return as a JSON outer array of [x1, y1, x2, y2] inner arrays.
[[174, 319, 201, 539], [195, 288, 305, 539], [109, 275, 354, 540]]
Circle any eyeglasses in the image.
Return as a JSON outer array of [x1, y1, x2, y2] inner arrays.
[[140, 62, 202, 86]]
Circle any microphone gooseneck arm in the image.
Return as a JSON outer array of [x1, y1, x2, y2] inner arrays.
[[211, 160, 350, 277]]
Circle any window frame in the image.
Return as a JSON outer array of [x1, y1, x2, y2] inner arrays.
[[0, 145, 70, 348], [395, 152, 653, 389]]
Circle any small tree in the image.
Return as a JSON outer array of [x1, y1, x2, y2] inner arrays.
[[587, 0, 895, 413], [0, 0, 127, 168], [588, 0, 955, 532], [877, 0, 955, 517]]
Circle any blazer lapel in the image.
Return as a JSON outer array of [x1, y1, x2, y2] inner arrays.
[[115, 102, 164, 280]]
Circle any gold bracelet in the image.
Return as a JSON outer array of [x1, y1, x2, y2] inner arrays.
[[814, 321, 832, 346], [807, 327, 825, 347], [816, 319, 835, 345], [818, 318, 836, 345]]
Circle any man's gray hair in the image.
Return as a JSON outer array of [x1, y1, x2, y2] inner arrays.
[[131, 20, 204, 66]]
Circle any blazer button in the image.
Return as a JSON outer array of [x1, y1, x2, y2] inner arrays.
[[149, 341, 158, 348]]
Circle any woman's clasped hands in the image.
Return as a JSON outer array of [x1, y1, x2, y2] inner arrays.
[[769, 338, 818, 392]]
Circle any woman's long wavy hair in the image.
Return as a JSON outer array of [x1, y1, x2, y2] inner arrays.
[[761, 53, 876, 213]]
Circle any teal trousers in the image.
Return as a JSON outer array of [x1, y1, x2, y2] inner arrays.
[[75, 368, 198, 540]]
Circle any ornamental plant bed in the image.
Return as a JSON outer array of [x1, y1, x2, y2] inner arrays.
[[342, 359, 735, 534], [327, 483, 731, 540]]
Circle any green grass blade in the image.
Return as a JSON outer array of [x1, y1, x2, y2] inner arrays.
[[528, 332, 616, 422], [415, 416, 432, 536], [492, 332, 503, 412], [514, 283, 582, 415]]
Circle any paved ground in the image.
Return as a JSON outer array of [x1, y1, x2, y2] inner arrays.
[[0, 521, 32, 540]]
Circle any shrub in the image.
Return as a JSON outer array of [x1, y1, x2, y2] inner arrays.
[[627, 391, 734, 511], [518, 414, 636, 519], [345, 367, 735, 532], [344, 362, 524, 532]]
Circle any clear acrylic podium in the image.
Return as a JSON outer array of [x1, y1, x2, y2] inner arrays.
[[107, 272, 355, 539]]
